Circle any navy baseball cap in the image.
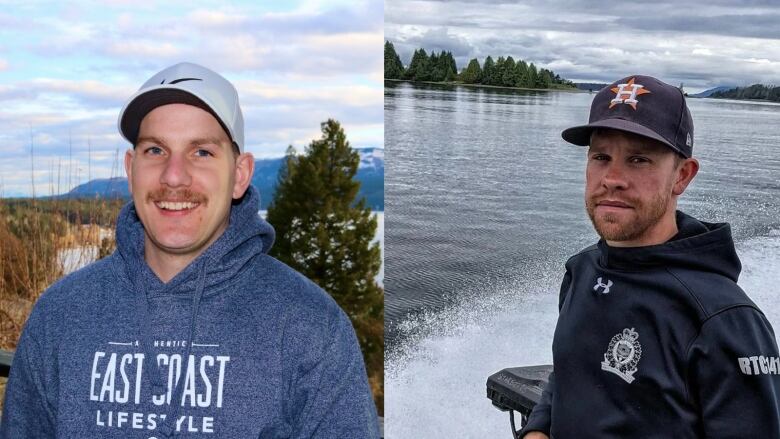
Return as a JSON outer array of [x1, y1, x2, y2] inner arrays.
[[561, 75, 694, 158]]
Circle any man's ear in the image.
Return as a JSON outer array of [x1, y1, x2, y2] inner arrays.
[[124, 148, 135, 195], [672, 157, 699, 196], [232, 152, 255, 199]]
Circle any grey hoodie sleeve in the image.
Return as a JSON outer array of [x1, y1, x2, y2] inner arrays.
[[0, 313, 56, 438], [285, 301, 380, 439], [687, 306, 780, 438]]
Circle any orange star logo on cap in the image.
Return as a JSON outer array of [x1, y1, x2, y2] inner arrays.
[[609, 77, 651, 110]]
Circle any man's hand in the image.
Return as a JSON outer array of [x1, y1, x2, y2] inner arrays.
[[522, 432, 550, 439]]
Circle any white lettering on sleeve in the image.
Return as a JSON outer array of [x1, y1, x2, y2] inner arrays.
[[760, 356, 770, 374], [738, 355, 780, 375]]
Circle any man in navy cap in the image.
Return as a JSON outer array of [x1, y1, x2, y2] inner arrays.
[[522, 76, 780, 438]]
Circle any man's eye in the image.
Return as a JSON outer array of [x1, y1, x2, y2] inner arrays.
[[144, 146, 163, 155], [629, 156, 650, 164], [195, 149, 214, 157], [591, 154, 609, 161]]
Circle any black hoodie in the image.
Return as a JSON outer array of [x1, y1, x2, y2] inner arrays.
[[522, 211, 780, 438]]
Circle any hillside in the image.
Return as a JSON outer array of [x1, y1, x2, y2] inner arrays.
[[62, 148, 384, 210]]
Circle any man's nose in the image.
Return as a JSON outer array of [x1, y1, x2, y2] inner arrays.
[[602, 161, 628, 190], [160, 153, 192, 187]]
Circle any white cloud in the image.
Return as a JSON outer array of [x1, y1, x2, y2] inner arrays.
[[238, 81, 381, 107], [31, 79, 130, 103], [187, 9, 248, 27], [103, 41, 182, 58], [0, 1, 382, 197]]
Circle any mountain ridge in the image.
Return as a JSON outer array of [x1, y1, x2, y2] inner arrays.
[[60, 147, 384, 211], [689, 86, 736, 98]]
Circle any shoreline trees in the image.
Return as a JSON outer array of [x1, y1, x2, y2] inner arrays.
[[711, 84, 780, 102], [384, 40, 575, 89]]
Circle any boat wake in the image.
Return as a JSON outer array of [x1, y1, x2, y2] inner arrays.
[[386, 231, 780, 438]]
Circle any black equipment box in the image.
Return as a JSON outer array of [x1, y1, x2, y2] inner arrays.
[[486, 364, 552, 418]]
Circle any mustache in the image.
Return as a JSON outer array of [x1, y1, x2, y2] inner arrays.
[[146, 188, 207, 204], [586, 193, 639, 209]]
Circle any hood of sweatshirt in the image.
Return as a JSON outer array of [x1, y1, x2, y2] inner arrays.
[[597, 210, 741, 282], [110, 184, 274, 437], [114, 184, 274, 295]]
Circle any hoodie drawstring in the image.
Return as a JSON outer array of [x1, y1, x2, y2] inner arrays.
[[133, 270, 167, 398], [158, 258, 208, 436], [134, 258, 209, 437]]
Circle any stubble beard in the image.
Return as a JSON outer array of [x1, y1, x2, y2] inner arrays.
[[586, 188, 672, 243]]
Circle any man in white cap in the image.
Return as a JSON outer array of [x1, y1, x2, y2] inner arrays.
[[1, 62, 380, 438]]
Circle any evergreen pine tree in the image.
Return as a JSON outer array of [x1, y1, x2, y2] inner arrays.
[[515, 60, 529, 88], [404, 49, 418, 80], [494, 56, 506, 87], [447, 51, 458, 78], [437, 51, 457, 82], [528, 62, 539, 88], [482, 56, 495, 85], [444, 65, 455, 82], [503, 56, 517, 87], [461, 58, 482, 84], [384, 41, 405, 79], [538, 68, 552, 89], [267, 120, 384, 412], [406, 48, 431, 81], [429, 51, 443, 81]]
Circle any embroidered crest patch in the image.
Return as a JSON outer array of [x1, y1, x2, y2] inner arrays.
[[601, 327, 642, 383]]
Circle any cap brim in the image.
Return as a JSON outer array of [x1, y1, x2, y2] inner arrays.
[[561, 118, 685, 156], [119, 88, 229, 146]]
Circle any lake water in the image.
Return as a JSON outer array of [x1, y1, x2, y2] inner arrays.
[[384, 82, 780, 438]]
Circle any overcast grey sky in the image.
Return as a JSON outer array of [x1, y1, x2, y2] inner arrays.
[[385, 0, 780, 91]]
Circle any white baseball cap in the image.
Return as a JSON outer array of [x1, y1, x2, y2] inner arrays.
[[118, 62, 245, 152]]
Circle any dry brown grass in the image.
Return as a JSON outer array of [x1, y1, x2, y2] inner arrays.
[[0, 198, 120, 412], [0, 199, 120, 352]]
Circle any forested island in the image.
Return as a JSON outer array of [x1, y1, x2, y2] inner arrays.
[[710, 84, 780, 102], [385, 41, 575, 90]]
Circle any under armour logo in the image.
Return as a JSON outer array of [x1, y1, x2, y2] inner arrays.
[[609, 77, 651, 110], [593, 277, 613, 294]]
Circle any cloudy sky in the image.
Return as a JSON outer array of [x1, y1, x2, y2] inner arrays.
[[0, 0, 382, 197], [386, 0, 780, 91]]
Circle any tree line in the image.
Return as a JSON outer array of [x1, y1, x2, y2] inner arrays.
[[711, 84, 780, 102], [385, 40, 575, 89]]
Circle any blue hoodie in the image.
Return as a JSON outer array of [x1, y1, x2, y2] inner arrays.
[[0, 185, 380, 438]]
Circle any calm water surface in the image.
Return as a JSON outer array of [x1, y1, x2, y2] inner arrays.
[[384, 81, 780, 437], [385, 82, 780, 345]]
